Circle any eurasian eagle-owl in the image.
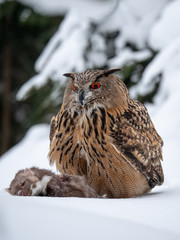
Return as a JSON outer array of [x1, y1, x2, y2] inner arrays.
[[48, 69, 164, 198]]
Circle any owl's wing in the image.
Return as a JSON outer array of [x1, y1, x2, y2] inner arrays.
[[112, 100, 164, 188]]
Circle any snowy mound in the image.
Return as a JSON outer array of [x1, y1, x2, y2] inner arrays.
[[1, 186, 180, 240]]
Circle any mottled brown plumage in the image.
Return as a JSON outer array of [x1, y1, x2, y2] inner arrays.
[[48, 69, 164, 198]]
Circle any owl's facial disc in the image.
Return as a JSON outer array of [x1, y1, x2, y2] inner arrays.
[[72, 82, 101, 107]]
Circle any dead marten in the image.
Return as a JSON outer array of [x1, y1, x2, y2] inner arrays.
[[6, 167, 99, 198]]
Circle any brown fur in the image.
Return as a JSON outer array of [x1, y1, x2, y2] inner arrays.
[[7, 167, 99, 198]]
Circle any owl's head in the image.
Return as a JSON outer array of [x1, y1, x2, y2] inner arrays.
[[62, 69, 129, 112]]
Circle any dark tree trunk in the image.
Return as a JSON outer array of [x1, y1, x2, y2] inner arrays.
[[1, 43, 12, 155]]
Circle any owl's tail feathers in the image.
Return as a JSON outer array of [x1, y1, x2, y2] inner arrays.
[[148, 162, 164, 189]]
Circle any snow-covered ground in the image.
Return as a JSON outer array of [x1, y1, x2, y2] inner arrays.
[[1, 184, 180, 240], [1, 0, 180, 239]]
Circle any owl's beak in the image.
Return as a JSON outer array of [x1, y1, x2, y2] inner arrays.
[[79, 90, 85, 106]]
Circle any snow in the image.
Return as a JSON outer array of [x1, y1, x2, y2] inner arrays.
[[102, 0, 169, 49], [16, 0, 169, 100], [149, 0, 180, 51], [130, 37, 180, 99], [110, 47, 152, 67], [0, 186, 180, 240], [0, 124, 56, 189], [17, 11, 89, 100], [18, 0, 114, 18], [1, 0, 180, 239]]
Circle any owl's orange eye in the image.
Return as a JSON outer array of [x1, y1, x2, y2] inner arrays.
[[73, 85, 78, 92], [90, 83, 101, 90]]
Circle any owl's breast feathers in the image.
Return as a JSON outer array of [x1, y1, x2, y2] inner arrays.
[[48, 99, 164, 198]]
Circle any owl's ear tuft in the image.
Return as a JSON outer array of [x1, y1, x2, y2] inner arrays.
[[63, 73, 75, 80], [104, 68, 121, 77]]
